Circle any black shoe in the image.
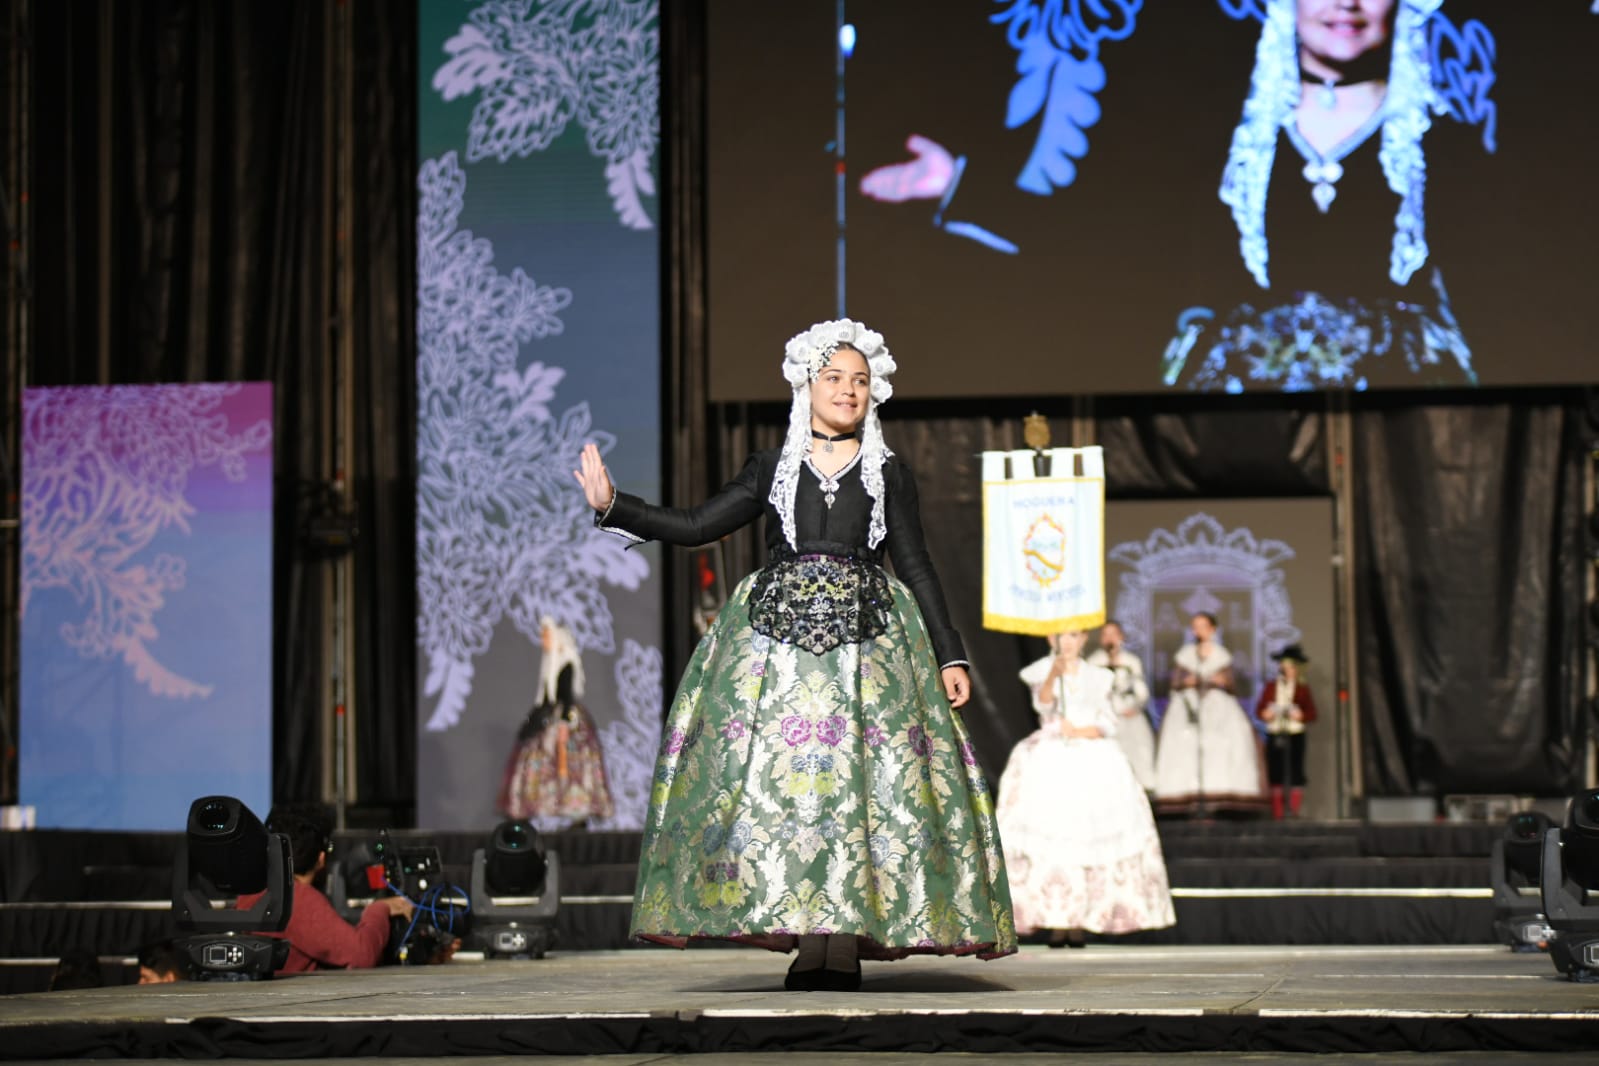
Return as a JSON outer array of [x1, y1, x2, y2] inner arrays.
[[785, 958, 826, 991], [818, 960, 862, 992], [1047, 929, 1087, 949]]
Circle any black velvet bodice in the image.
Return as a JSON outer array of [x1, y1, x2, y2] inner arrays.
[[599, 447, 966, 666], [1263, 123, 1424, 302]]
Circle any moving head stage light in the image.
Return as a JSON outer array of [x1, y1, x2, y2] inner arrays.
[[172, 796, 292, 979], [1491, 810, 1554, 952], [470, 820, 560, 959], [1541, 788, 1599, 981]]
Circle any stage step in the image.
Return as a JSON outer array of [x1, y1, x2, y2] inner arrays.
[[0, 819, 1508, 985], [1166, 856, 1489, 889]]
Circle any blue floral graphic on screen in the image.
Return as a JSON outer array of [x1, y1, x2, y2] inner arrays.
[[415, 151, 649, 732], [1216, 0, 1269, 21], [993, 0, 1143, 195], [21, 385, 271, 700], [432, 0, 660, 229], [1427, 13, 1497, 152]]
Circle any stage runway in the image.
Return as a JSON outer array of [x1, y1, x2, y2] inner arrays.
[[3, 944, 1597, 1059]]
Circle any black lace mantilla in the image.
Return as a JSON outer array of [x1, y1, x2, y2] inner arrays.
[[747, 553, 893, 656]]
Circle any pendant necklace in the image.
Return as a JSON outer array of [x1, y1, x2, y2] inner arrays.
[[805, 443, 860, 510], [1316, 77, 1338, 110], [1285, 105, 1385, 216], [810, 428, 858, 455], [1295, 66, 1386, 212]]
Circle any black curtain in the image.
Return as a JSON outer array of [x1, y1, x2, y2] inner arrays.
[[26, 0, 416, 814], [1354, 397, 1589, 795], [345, 0, 418, 814]]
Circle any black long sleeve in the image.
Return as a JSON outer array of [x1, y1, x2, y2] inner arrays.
[[884, 462, 967, 668], [598, 453, 765, 547]]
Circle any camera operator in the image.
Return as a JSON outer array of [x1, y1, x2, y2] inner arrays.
[[235, 804, 413, 974]]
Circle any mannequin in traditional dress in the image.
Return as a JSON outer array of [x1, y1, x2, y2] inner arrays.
[[1255, 643, 1319, 819], [1000, 629, 1174, 945], [1087, 620, 1157, 793], [497, 618, 614, 827], [578, 319, 1014, 992], [1153, 613, 1266, 814]]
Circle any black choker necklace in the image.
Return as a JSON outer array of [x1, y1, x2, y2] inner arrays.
[[1300, 60, 1387, 110], [810, 429, 858, 453]]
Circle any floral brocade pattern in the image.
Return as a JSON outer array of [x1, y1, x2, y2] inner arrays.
[[747, 555, 892, 656], [631, 569, 1017, 960]]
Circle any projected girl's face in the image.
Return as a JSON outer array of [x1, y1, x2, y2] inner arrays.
[[810, 345, 870, 435], [1297, 0, 1395, 67]]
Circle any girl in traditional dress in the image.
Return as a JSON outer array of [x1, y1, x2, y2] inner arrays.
[[1000, 630, 1174, 945], [575, 319, 1015, 991], [497, 618, 615, 827], [1153, 612, 1267, 814], [1255, 643, 1319, 819], [1087, 620, 1158, 793]]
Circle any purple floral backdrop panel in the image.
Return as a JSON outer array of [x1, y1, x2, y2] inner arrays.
[[20, 384, 275, 830]]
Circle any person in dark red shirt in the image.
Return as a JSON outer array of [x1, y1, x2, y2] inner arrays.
[[1255, 645, 1319, 819], [236, 804, 413, 974]]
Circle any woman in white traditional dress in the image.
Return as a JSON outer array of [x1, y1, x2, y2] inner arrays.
[[998, 629, 1175, 945], [1087, 621, 1157, 793], [1154, 613, 1267, 814]]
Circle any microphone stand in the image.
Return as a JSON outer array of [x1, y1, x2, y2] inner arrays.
[[1191, 681, 1207, 820]]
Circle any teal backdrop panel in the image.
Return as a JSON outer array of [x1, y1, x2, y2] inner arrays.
[[416, 0, 662, 831]]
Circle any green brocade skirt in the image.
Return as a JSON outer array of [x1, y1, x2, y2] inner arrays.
[[630, 560, 1017, 960]]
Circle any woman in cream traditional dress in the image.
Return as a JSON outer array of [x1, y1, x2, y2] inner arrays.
[[997, 629, 1174, 943], [1154, 612, 1267, 814]]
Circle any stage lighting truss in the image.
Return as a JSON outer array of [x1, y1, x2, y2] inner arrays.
[[1540, 790, 1599, 982], [1491, 811, 1554, 952], [172, 796, 293, 980]]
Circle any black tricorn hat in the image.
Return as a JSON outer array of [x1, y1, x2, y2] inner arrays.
[[1272, 643, 1309, 664]]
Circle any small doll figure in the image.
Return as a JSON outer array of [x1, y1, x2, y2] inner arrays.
[[497, 617, 614, 826]]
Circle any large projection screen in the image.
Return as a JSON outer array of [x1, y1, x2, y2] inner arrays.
[[708, 2, 1597, 399], [1103, 498, 1338, 818]]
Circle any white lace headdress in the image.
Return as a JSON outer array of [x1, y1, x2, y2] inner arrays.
[[771, 318, 897, 551], [1219, 0, 1445, 289], [538, 616, 584, 703]]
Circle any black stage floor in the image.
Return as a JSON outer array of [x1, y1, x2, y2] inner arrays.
[[3, 944, 1597, 1059]]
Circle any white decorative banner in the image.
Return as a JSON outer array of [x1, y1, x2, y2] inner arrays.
[[981, 447, 1106, 635]]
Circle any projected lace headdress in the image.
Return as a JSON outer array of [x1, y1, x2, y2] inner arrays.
[[1219, 0, 1445, 289], [772, 319, 897, 551]]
